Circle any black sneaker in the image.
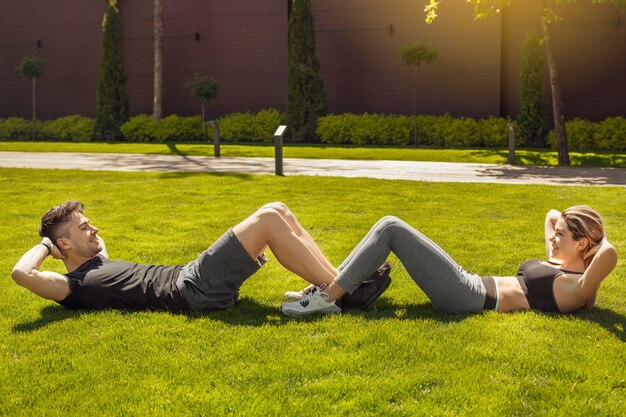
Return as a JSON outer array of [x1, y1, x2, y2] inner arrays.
[[341, 262, 392, 310]]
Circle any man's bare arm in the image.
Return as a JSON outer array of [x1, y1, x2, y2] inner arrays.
[[11, 237, 71, 301]]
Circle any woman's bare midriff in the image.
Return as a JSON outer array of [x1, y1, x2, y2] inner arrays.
[[494, 276, 530, 313]]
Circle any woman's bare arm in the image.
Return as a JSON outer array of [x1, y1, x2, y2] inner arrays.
[[577, 239, 618, 300], [544, 209, 561, 261]]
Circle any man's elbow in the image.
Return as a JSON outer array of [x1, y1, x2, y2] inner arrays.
[[11, 266, 29, 286]]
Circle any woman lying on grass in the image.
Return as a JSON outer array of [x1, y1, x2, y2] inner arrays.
[[281, 206, 618, 316]]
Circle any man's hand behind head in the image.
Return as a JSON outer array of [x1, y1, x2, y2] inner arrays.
[[41, 236, 67, 261]]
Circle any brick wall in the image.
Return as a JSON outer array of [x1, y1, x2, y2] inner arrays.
[[0, 0, 623, 121]]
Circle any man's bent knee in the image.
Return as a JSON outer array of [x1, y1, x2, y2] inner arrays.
[[255, 207, 286, 228], [260, 201, 291, 217]]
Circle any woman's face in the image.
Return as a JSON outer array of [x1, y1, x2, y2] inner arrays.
[[549, 217, 586, 262]]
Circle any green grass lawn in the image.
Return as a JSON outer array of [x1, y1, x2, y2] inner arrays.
[[2, 140, 626, 167], [1, 168, 625, 416]]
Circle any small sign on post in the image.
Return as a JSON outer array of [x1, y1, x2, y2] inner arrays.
[[507, 122, 515, 165], [274, 125, 287, 176]]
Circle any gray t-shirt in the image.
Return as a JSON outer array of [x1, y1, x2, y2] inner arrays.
[[58, 255, 186, 311]]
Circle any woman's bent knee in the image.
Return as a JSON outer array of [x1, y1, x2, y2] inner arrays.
[[376, 215, 404, 230]]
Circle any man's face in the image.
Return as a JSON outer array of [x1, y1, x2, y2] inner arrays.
[[57, 212, 102, 258]]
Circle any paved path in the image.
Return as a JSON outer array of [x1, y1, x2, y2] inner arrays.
[[1, 151, 624, 187]]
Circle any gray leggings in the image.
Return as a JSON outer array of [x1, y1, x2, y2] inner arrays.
[[335, 216, 486, 313]]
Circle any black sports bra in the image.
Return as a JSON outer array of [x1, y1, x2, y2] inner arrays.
[[516, 260, 583, 313]]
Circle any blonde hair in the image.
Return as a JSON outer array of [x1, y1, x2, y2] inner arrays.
[[561, 205, 605, 262]]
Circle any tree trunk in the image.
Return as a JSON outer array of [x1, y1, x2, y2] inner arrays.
[[201, 102, 207, 142], [540, 1, 569, 166], [32, 78, 37, 139], [153, 0, 163, 120], [413, 69, 417, 146]]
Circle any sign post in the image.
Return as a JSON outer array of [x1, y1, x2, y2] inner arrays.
[[274, 125, 287, 176]]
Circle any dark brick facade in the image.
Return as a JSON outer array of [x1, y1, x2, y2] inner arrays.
[[0, 0, 624, 121]]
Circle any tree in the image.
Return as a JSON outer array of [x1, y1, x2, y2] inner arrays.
[[16, 52, 45, 139], [287, 0, 327, 142], [517, 32, 548, 147], [185, 74, 219, 141], [95, 0, 130, 140], [399, 39, 439, 145], [153, 0, 163, 120], [423, 0, 626, 166]]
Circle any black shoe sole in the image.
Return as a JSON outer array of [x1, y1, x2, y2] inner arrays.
[[359, 274, 392, 311]]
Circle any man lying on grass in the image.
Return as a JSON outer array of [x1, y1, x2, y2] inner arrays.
[[11, 201, 389, 312]]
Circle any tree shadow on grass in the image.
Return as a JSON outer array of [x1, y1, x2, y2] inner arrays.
[[166, 143, 187, 156], [156, 171, 255, 180]]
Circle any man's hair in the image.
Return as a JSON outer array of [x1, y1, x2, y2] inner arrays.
[[39, 200, 85, 244]]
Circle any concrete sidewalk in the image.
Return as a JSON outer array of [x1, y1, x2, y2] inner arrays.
[[1, 151, 624, 187]]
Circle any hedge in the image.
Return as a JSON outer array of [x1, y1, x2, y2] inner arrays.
[[120, 114, 203, 142], [546, 117, 626, 151], [0, 117, 34, 140], [217, 109, 283, 143], [119, 114, 157, 142], [39, 115, 95, 141], [317, 113, 511, 148], [1, 113, 624, 150], [119, 110, 283, 143]]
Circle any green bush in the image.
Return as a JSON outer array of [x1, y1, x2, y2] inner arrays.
[[0, 117, 33, 140], [318, 113, 510, 148], [251, 109, 283, 142], [38, 115, 95, 141], [153, 115, 203, 142], [218, 112, 255, 143], [594, 117, 626, 151], [318, 114, 354, 144], [318, 113, 412, 145], [412, 115, 439, 146], [443, 117, 482, 147], [546, 117, 626, 151], [480, 117, 510, 148], [218, 109, 282, 143], [571, 118, 598, 151], [120, 114, 157, 142], [6, 112, 621, 151]]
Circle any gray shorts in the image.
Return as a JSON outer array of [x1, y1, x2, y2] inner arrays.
[[175, 229, 267, 311]]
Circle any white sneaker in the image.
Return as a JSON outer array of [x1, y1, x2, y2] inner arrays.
[[281, 286, 342, 316], [284, 284, 316, 302]]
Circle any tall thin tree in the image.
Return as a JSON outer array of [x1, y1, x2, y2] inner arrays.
[[185, 74, 219, 141], [287, 0, 327, 142], [95, 0, 130, 140], [153, 0, 163, 120], [16, 52, 45, 139], [399, 39, 439, 146]]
